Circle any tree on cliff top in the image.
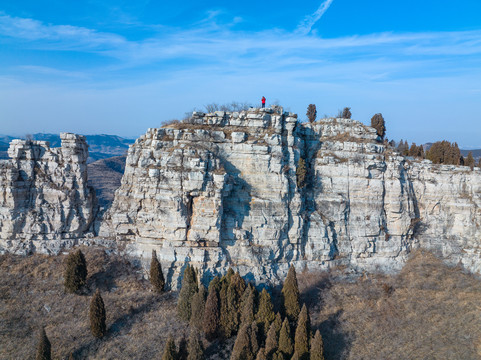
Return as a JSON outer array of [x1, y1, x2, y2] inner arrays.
[[282, 265, 300, 325], [177, 265, 198, 321], [466, 152, 475, 170], [150, 250, 165, 293], [371, 113, 386, 140], [306, 104, 317, 123], [341, 107, 352, 119], [64, 249, 87, 294]]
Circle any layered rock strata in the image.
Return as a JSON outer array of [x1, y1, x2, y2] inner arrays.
[[100, 107, 481, 286], [0, 133, 96, 253]]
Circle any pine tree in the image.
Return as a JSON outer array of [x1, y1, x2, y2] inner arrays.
[[203, 282, 220, 341], [294, 304, 311, 360], [89, 289, 106, 338], [265, 313, 282, 356], [310, 330, 325, 360], [256, 288, 275, 341], [150, 250, 165, 293], [370, 113, 386, 140], [281, 265, 300, 325], [190, 285, 207, 330], [306, 104, 317, 123], [231, 322, 259, 360], [36, 327, 51, 360], [162, 335, 178, 360], [178, 335, 188, 360], [240, 286, 256, 327], [187, 330, 205, 360], [278, 318, 293, 358], [466, 152, 475, 170], [225, 272, 247, 337], [177, 265, 198, 321], [64, 249, 87, 293]]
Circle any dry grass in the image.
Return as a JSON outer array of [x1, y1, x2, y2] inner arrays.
[[298, 250, 481, 360], [2, 248, 481, 359]]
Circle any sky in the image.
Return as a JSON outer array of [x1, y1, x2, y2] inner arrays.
[[1, 1, 481, 147]]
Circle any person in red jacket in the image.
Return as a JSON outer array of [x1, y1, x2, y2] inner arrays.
[[261, 96, 266, 108]]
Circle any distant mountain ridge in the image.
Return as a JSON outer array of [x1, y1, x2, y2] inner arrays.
[[0, 133, 135, 163]]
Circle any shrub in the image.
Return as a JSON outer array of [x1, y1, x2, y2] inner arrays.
[[89, 289, 106, 338], [203, 282, 220, 341], [306, 104, 317, 123], [64, 249, 87, 294], [282, 265, 300, 325], [177, 265, 198, 321], [296, 158, 307, 189], [162, 334, 178, 360], [278, 318, 293, 358], [310, 330, 325, 360], [36, 327, 51, 360], [150, 250, 165, 293], [190, 285, 207, 330], [371, 113, 386, 140], [341, 107, 352, 119], [187, 330, 205, 360], [294, 304, 311, 360]]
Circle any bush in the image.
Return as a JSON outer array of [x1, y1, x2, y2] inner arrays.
[[64, 249, 87, 294], [371, 113, 386, 140], [89, 289, 107, 338], [306, 104, 317, 123], [150, 250, 165, 293], [36, 327, 51, 360]]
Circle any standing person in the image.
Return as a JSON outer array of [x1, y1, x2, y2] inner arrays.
[[261, 96, 266, 108]]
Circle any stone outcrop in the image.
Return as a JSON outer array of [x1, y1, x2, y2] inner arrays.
[[99, 107, 481, 287], [0, 133, 96, 253]]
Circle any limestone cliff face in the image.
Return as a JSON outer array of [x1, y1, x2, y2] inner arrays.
[[0, 133, 96, 253], [101, 107, 480, 286]]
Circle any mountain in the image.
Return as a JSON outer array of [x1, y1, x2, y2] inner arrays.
[[87, 156, 127, 207]]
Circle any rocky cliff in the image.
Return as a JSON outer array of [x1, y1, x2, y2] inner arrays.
[[99, 107, 481, 286], [0, 133, 96, 253], [2, 108, 480, 287]]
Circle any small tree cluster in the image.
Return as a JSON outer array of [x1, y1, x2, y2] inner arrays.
[[425, 141, 461, 165], [306, 104, 317, 123], [371, 113, 386, 140], [150, 250, 165, 293], [64, 249, 87, 294], [161, 332, 205, 360], [408, 143, 425, 159]]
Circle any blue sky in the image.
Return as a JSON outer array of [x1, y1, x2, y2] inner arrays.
[[1, 1, 481, 147]]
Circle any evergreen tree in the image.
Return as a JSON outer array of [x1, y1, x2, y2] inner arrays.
[[219, 276, 231, 338], [240, 286, 257, 327], [294, 304, 311, 360], [370, 113, 386, 139], [466, 151, 475, 170], [310, 330, 325, 360], [225, 272, 247, 337], [150, 250, 165, 293], [306, 104, 317, 123], [203, 282, 220, 341], [187, 330, 205, 360], [64, 249, 87, 293], [89, 289, 106, 338], [190, 285, 207, 330], [231, 322, 259, 360], [265, 313, 282, 356], [162, 335, 178, 360], [178, 335, 188, 360], [341, 107, 352, 119], [281, 265, 300, 325], [226, 267, 235, 282], [36, 327, 51, 360], [272, 352, 284, 360], [177, 265, 198, 321], [278, 318, 293, 358], [208, 276, 221, 293], [256, 288, 275, 341], [296, 158, 307, 189], [256, 347, 268, 360]]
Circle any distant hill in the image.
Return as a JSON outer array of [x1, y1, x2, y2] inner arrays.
[[87, 155, 126, 207], [0, 133, 135, 162], [460, 149, 481, 159]]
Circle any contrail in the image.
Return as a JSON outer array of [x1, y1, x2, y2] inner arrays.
[[296, 0, 335, 35]]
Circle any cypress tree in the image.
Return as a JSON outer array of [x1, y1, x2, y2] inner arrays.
[[36, 327, 51, 360], [226, 267, 235, 282], [278, 318, 293, 358], [219, 277, 231, 338], [272, 351, 284, 360], [256, 288, 275, 341], [178, 335, 188, 360], [162, 335, 178, 360], [256, 347, 267, 360], [203, 282, 220, 341], [294, 304, 311, 360], [187, 330, 205, 360], [265, 313, 282, 356], [177, 265, 198, 321], [150, 250, 165, 293], [281, 265, 300, 325], [370, 113, 386, 139], [208, 276, 221, 293], [310, 330, 325, 360], [225, 272, 247, 337], [306, 104, 317, 123], [64, 249, 87, 293], [240, 286, 256, 327], [231, 322, 259, 360], [190, 285, 207, 330], [89, 289, 106, 338]]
